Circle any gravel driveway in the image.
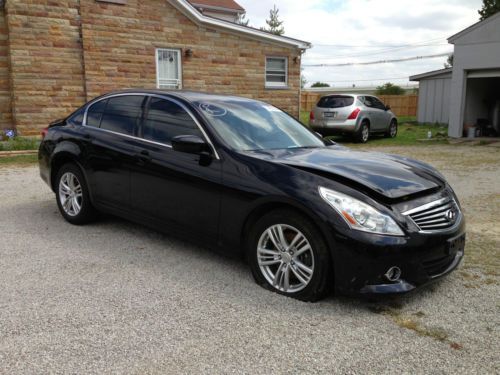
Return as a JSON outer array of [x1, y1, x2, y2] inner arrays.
[[0, 144, 498, 374]]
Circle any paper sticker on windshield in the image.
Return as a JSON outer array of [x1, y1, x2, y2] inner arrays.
[[198, 103, 227, 117], [263, 105, 281, 112]]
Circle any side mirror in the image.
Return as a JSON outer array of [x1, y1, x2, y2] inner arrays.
[[171, 135, 209, 155], [385, 105, 391, 111]]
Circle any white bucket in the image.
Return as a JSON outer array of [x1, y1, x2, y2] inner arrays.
[[467, 127, 476, 138]]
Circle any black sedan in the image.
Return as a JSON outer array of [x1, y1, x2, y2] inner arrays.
[[39, 90, 465, 301]]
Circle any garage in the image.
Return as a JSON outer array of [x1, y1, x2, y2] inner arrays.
[[411, 12, 500, 138]]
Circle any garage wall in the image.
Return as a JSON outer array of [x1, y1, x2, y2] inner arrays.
[[417, 75, 451, 124]]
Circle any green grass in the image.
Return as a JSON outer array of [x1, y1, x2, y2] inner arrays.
[[0, 137, 40, 151], [299, 111, 448, 146], [0, 154, 38, 165]]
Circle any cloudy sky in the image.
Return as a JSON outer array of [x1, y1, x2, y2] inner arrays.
[[237, 0, 483, 88]]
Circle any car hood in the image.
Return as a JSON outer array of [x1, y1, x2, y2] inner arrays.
[[243, 146, 443, 199]]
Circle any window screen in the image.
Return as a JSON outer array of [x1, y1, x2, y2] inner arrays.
[[143, 98, 202, 144], [266, 57, 287, 87], [100, 95, 145, 136]]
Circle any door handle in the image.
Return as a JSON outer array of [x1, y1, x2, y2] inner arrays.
[[136, 150, 152, 163]]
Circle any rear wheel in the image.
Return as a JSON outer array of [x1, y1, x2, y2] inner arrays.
[[55, 163, 97, 225], [247, 209, 332, 302], [356, 121, 370, 143], [385, 120, 398, 138]]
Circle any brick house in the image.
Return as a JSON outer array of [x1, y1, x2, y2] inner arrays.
[[0, 0, 310, 136]]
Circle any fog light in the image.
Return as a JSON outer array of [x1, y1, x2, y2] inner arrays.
[[385, 266, 402, 282]]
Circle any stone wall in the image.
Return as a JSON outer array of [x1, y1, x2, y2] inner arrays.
[[0, 8, 12, 132], [5, 0, 86, 135], [2, 0, 302, 135], [80, 0, 301, 116]]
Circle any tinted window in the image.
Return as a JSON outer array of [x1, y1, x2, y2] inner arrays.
[[317, 95, 354, 108], [100, 95, 145, 136], [67, 107, 85, 126], [86, 99, 107, 127], [143, 98, 201, 144], [371, 97, 386, 110]]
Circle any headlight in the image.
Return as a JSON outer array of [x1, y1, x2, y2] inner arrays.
[[319, 187, 404, 236]]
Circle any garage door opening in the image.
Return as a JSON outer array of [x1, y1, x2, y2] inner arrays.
[[463, 75, 500, 137]]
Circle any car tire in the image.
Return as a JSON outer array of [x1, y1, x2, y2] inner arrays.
[[55, 163, 97, 225], [247, 209, 333, 302], [356, 121, 370, 143], [385, 120, 398, 138]]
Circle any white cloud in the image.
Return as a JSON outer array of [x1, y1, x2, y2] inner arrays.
[[237, 0, 482, 87]]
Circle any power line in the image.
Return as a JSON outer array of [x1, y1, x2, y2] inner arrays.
[[313, 76, 411, 83], [311, 36, 447, 48], [305, 43, 449, 60], [303, 52, 451, 67]]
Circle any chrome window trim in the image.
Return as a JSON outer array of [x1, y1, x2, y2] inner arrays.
[[83, 92, 220, 160], [402, 197, 463, 234]]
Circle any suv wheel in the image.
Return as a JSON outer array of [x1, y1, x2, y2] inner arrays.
[[385, 120, 398, 138], [55, 163, 97, 225], [356, 122, 370, 143], [247, 209, 332, 302]]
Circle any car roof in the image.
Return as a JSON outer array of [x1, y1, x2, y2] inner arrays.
[[98, 89, 260, 104]]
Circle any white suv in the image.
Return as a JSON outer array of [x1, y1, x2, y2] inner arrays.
[[309, 94, 398, 143]]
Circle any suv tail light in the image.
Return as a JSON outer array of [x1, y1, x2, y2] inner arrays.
[[309, 111, 315, 121], [41, 127, 49, 139], [347, 108, 361, 120]]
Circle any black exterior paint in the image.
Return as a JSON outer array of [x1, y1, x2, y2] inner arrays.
[[39, 90, 465, 295]]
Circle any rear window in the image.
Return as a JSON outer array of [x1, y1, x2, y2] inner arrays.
[[317, 95, 354, 108]]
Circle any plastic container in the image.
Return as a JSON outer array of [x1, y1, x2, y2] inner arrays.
[[467, 127, 476, 138]]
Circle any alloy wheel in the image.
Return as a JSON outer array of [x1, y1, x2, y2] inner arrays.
[[390, 122, 397, 137], [58, 172, 83, 217], [362, 125, 369, 142], [257, 224, 315, 293]]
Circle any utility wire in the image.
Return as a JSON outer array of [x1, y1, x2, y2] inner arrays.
[[311, 36, 447, 48], [311, 76, 411, 83], [303, 52, 451, 67], [304, 43, 449, 60]]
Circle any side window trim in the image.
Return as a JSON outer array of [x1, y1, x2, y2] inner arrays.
[[83, 93, 220, 160]]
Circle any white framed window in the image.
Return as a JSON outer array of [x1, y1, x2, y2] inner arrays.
[[265, 56, 288, 88], [156, 48, 182, 89]]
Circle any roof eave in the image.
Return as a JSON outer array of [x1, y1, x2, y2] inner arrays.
[[409, 68, 453, 81], [169, 0, 311, 50], [448, 11, 500, 43]]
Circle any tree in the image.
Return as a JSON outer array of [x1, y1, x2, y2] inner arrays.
[[237, 13, 250, 26], [375, 82, 405, 95], [261, 5, 285, 36], [311, 82, 330, 88], [444, 54, 454, 68], [478, 0, 500, 20]]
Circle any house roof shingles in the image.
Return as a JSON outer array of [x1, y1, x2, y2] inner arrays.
[[188, 0, 245, 12]]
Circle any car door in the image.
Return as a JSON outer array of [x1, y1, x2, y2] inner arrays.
[[130, 96, 222, 242], [83, 94, 146, 211], [371, 96, 392, 130], [362, 96, 383, 130]]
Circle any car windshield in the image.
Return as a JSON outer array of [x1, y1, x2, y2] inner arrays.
[[194, 99, 325, 151]]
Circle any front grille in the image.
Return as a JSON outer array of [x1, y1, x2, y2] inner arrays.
[[403, 197, 461, 232]]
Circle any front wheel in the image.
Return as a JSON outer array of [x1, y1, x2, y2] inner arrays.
[[247, 209, 332, 302], [385, 120, 398, 138]]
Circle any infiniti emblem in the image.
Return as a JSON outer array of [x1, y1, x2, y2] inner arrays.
[[445, 209, 456, 222]]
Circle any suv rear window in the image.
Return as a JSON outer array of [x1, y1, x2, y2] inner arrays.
[[317, 95, 354, 108]]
